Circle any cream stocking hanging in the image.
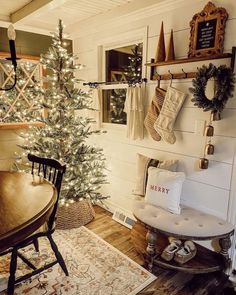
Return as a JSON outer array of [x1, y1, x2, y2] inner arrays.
[[154, 86, 187, 144]]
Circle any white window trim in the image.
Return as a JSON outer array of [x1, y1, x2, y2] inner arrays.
[[95, 27, 148, 130]]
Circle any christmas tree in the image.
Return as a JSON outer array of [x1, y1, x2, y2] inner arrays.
[[16, 20, 107, 205], [108, 43, 142, 124], [124, 43, 142, 82], [110, 88, 127, 124]]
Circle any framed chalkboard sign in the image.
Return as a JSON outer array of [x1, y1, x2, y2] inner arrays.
[[188, 2, 228, 58]]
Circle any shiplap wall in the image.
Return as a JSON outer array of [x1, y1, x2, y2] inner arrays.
[[73, 0, 236, 223], [0, 129, 23, 170], [0, 0, 235, 225]]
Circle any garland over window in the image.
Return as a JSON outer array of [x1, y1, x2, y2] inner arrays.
[[189, 63, 235, 112]]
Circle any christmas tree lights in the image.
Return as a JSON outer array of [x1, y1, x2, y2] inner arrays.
[[16, 20, 107, 205], [109, 43, 142, 124], [0, 61, 42, 122], [124, 43, 142, 82]]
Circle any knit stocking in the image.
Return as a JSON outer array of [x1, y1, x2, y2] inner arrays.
[[154, 86, 186, 144], [144, 87, 166, 141]]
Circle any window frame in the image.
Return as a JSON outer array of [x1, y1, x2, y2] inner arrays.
[[96, 27, 148, 129]]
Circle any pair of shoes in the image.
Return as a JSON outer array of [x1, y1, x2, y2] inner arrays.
[[161, 239, 182, 261], [161, 240, 197, 264], [174, 240, 197, 264]]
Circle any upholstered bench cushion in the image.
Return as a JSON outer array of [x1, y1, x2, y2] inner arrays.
[[133, 200, 234, 239]]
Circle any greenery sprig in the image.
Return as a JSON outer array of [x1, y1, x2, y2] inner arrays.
[[189, 63, 235, 112]]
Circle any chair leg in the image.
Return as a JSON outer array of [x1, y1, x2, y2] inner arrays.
[[33, 238, 39, 252], [47, 234, 69, 276], [7, 247, 18, 295], [18, 252, 37, 270]]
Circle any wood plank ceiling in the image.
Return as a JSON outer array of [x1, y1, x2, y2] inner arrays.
[[0, 0, 136, 33], [0, 0, 31, 22], [36, 0, 135, 25]]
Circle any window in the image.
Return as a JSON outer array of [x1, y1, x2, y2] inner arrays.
[[102, 88, 127, 124], [105, 44, 142, 83], [102, 43, 143, 125], [0, 58, 42, 123]]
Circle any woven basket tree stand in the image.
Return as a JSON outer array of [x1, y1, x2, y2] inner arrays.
[[56, 200, 95, 229]]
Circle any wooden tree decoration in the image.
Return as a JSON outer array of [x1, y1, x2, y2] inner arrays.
[[166, 29, 175, 61], [155, 21, 166, 62]]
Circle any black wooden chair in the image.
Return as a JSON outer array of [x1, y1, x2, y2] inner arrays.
[[5, 153, 68, 295]]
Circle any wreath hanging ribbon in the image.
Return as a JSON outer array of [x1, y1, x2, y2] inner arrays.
[[189, 63, 235, 112]]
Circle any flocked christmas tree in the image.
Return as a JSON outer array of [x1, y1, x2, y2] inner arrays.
[[109, 43, 143, 124], [110, 88, 127, 124], [124, 43, 142, 82], [16, 20, 107, 205]]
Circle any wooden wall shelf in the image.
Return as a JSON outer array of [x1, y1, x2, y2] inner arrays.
[[146, 52, 232, 67], [146, 47, 236, 81], [0, 52, 40, 61], [0, 122, 44, 130], [153, 71, 196, 81]]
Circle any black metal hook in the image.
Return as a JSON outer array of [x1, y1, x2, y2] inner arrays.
[[156, 73, 161, 80], [182, 68, 187, 79], [156, 73, 161, 87], [168, 70, 174, 80]]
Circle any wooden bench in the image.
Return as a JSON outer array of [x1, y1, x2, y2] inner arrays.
[[133, 200, 234, 274]]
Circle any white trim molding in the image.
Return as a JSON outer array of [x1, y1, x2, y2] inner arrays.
[[96, 26, 148, 82]]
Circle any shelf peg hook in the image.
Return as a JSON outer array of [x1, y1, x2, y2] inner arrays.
[[168, 70, 173, 86], [182, 68, 187, 79], [156, 73, 161, 87], [168, 70, 174, 79]]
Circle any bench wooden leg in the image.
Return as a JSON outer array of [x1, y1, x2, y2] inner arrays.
[[219, 235, 231, 272], [146, 229, 157, 272]]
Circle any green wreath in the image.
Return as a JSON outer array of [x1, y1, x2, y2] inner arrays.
[[189, 63, 235, 112]]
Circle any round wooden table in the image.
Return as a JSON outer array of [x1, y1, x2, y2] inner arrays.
[[0, 171, 57, 253]]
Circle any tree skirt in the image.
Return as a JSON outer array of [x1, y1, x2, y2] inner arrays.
[[0, 227, 156, 295], [56, 200, 95, 229]]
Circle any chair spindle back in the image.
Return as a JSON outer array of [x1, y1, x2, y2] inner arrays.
[[28, 154, 66, 230]]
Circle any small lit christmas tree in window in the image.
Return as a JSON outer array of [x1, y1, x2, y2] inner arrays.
[[109, 43, 142, 124], [124, 43, 143, 82]]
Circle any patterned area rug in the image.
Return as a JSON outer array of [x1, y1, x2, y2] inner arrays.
[[0, 227, 156, 295]]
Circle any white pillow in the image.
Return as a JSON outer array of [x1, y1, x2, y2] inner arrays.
[[133, 153, 178, 196], [145, 167, 185, 214]]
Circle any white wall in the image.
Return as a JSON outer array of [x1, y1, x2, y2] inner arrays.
[[0, 129, 23, 170], [73, 0, 236, 224]]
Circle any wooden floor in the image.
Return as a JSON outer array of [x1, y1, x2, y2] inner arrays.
[[85, 206, 234, 295]]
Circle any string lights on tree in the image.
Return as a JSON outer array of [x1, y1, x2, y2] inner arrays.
[[16, 19, 107, 206], [109, 43, 143, 124], [0, 62, 41, 122], [124, 43, 143, 82]]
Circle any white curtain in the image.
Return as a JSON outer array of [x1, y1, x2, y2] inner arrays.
[[90, 87, 102, 129], [124, 85, 144, 140]]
